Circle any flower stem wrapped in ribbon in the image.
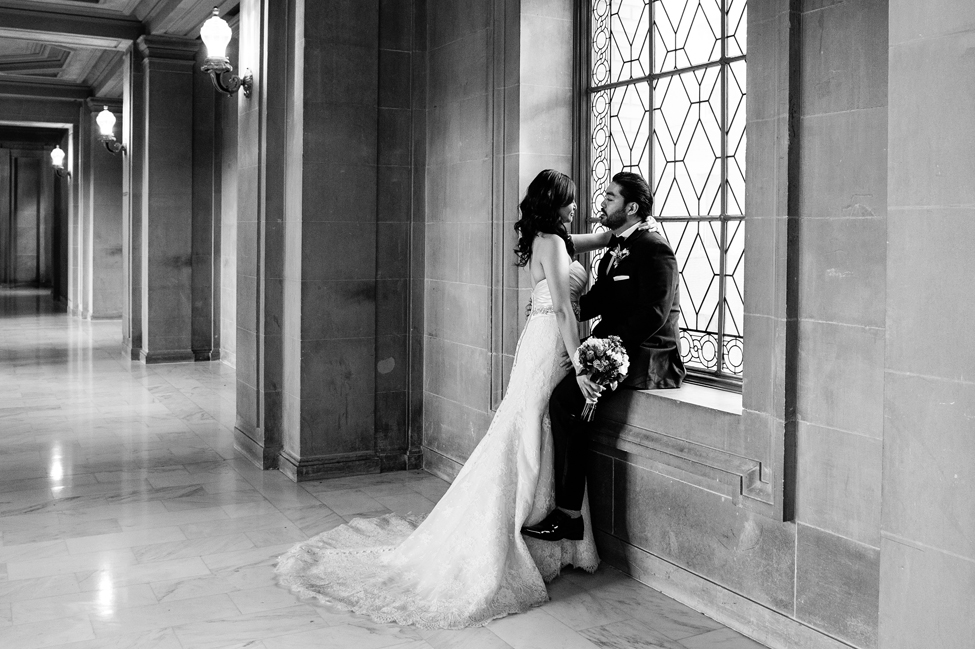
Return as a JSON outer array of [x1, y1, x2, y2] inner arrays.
[[573, 335, 629, 421]]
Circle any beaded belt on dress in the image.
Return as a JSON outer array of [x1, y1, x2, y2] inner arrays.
[[525, 298, 580, 319]]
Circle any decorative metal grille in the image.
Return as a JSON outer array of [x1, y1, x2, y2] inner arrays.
[[587, 0, 746, 380]]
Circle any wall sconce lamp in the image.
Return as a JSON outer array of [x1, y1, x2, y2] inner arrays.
[[50, 145, 69, 178], [96, 107, 126, 155], [200, 8, 252, 97]]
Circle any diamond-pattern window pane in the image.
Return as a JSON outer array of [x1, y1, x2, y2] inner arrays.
[[726, 0, 747, 58], [611, 83, 652, 179], [593, 0, 653, 86], [723, 219, 744, 375], [591, 90, 612, 216], [653, 67, 722, 218], [654, 0, 722, 73], [661, 220, 720, 331], [726, 59, 746, 216], [589, 0, 746, 380], [612, 1, 652, 84], [592, 1, 612, 86]]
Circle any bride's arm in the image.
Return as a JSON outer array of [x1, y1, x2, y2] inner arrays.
[[535, 236, 601, 400], [570, 229, 612, 254]]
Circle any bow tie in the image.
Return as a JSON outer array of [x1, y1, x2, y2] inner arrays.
[[608, 234, 625, 250]]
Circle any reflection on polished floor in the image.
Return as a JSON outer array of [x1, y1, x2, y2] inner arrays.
[[0, 288, 765, 649]]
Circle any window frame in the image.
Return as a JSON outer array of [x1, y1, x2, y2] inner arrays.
[[576, 0, 747, 391]]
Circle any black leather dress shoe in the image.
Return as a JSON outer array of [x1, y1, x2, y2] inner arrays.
[[521, 509, 584, 541]]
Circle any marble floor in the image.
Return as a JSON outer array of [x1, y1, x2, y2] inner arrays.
[[0, 288, 766, 649]]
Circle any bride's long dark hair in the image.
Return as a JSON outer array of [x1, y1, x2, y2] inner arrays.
[[513, 169, 576, 267]]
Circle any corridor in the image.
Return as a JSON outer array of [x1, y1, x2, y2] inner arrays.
[[0, 289, 764, 649]]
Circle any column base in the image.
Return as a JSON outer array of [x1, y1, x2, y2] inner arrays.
[[193, 349, 220, 362], [234, 425, 280, 470], [421, 445, 462, 483], [139, 350, 196, 364], [277, 449, 381, 482], [121, 341, 141, 361], [378, 449, 424, 472]]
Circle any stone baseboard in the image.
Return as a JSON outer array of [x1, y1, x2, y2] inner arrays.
[[121, 342, 140, 361], [277, 450, 381, 482], [420, 445, 462, 482], [378, 449, 424, 472], [233, 426, 279, 470], [139, 350, 195, 364], [193, 349, 218, 362], [596, 531, 856, 649]]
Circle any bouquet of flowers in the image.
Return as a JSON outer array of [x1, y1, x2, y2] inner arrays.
[[573, 336, 629, 421]]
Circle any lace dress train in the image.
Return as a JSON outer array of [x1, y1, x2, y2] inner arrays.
[[275, 261, 598, 629]]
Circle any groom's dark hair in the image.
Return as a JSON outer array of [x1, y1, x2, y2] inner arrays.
[[612, 172, 653, 221]]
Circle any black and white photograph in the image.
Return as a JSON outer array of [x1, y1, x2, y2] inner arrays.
[[0, 1, 969, 648]]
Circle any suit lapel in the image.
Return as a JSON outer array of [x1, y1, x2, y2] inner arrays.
[[606, 228, 651, 277], [597, 249, 614, 279]]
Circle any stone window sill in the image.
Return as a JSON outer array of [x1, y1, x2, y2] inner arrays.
[[642, 382, 742, 416], [591, 383, 771, 508]]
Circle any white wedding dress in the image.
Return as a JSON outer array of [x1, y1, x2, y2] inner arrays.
[[275, 260, 598, 629]]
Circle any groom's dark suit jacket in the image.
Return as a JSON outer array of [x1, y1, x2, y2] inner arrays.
[[578, 227, 685, 390]]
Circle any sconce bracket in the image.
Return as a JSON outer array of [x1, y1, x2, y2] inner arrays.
[[101, 139, 126, 156], [202, 57, 252, 98], [54, 167, 70, 179]]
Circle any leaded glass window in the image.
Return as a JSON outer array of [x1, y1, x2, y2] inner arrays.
[[587, 0, 746, 383]]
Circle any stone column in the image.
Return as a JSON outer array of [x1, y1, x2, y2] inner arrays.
[[83, 98, 124, 319], [67, 129, 82, 316], [276, 0, 381, 481], [136, 35, 200, 363], [233, 0, 288, 468], [376, 0, 424, 472], [77, 102, 92, 318], [235, 0, 419, 480], [122, 47, 145, 359]]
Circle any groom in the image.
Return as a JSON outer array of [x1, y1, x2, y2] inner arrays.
[[523, 171, 685, 542]]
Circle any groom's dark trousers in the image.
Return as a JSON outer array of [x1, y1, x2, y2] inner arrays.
[[551, 227, 685, 511]]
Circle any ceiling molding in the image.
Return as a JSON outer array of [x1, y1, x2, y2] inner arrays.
[[85, 49, 123, 90], [145, 0, 237, 38], [0, 76, 90, 100], [0, 6, 144, 51], [85, 96, 121, 113], [0, 46, 70, 75], [59, 47, 100, 82], [93, 64, 123, 98]]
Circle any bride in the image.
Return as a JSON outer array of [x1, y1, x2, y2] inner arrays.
[[275, 169, 611, 629]]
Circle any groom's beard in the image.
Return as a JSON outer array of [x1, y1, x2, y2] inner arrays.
[[601, 206, 628, 231]]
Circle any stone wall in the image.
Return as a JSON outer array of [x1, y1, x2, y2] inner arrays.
[[582, 4, 890, 648], [83, 100, 125, 320], [221, 2, 974, 644], [421, 0, 498, 474], [791, 0, 887, 645], [376, 0, 425, 470], [420, 0, 574, 479], [879, 0, 975, 646], [218, 60, 238, 369]]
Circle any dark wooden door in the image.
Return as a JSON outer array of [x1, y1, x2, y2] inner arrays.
[[0, 148, 53, 287]]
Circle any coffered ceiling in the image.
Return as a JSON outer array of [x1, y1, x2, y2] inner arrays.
[[0, 0, 239, 98]]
